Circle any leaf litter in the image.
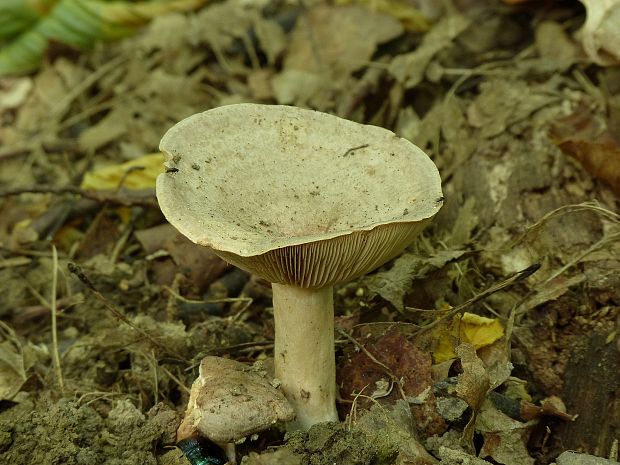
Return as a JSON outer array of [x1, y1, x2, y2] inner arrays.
[[1, 1, 619, 465]]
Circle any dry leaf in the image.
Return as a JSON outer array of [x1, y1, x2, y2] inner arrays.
[[455, 343, 490, 450], [467, 79, 559, 139], [534, 21, 579, 72], [80, 153, 163, 191], [284, 5, 403, 81], [476, 399, 535, 465], [0, 76, 32, 110], [0, 322, 47, 400], [577, 0, 620, 65], [549, 105, 620, 196], [364, 249, 465, 310], [271, 69, 323, 106], [338, 328, 447, 437], [388, 14, 470, 89], [455, 343, 489, 411], [335, 0, 431, 32], [433, 313, 505, 363], [78, 107, 131, 152]]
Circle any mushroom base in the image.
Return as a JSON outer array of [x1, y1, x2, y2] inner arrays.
[[272, 283, 338, 430]]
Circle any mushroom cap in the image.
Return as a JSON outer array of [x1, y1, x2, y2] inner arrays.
[[177, 356, 294, 443], [157, 104, 443, 288]]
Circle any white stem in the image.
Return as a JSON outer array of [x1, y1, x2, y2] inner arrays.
[[272, 283, 338, 430]]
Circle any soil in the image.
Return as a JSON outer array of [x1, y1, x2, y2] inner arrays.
[[0, 1, 619, 465]]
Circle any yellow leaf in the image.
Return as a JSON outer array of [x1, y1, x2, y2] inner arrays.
[[433, 312, 505, 363], [80, 152, 163, 191]]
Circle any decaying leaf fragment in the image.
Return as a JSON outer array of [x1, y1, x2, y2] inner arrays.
[[335, 0, 432, 32], [274, 4, 403, 108], [0, 322, 48, 400], [338, 328, 447, 437], [388, 14, 470, 89], [549, 105, 620, 196], [364, 249, 465, 310], [476, 399, 535, 465], [455, 343, 489, 450], [284, 4, 403, 79], [577, 0, 620, 65], [467, 79, 559, 139]]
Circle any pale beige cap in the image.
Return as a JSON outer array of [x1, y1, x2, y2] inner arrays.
[[157, 104, 442, 288], [177, 356, 294, 443]]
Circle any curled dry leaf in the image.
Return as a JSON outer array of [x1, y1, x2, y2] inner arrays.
[[455, 343, 489, 411], [549, 105, 620, 196], [455, 343, 490, 450], [577, 0, 620, 65]]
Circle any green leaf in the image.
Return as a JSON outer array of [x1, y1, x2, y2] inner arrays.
[[0, 0, 56, 39], [0, 0, 209, 76]]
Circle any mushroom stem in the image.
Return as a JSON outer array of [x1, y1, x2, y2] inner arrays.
[[272, 283, 338, 430]]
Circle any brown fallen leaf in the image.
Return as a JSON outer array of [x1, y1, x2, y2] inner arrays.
[[476, 399, 535, 465], [337, 327, 447, 437], [550, 105, 620, 196]]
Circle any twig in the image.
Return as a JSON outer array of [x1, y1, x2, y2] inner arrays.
[[408, 263, 541, 333], [164, 285, 254, 321], [67, 262, 183, 359], [185, 341, 275, 371], [109, 223, 133, 264], [51, 54, 129, 118], [342, 144, 369, 157], [51, 246, 65, 394], [336, 328, 406, 402], [0, 185, 157, 208], [161, 365, 191, 395], [16, 296, 82, 323], [542, 230, 620, 285], [164, 286, 252, 306], [0, 147, 32, 160]]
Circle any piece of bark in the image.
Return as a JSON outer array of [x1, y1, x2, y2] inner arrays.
[[558, 331, 620, 457]]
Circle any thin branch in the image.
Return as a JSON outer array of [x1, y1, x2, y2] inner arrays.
[[67, 262, 183, 359], [408, 263, 541, 333], [0, 185, 157, 208]]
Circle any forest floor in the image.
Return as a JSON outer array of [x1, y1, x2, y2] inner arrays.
[[0, 1, 619, 464]]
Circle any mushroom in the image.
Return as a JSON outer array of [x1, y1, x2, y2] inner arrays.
[[177, 356, 295, 464], [157, 103, 443, 430]]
